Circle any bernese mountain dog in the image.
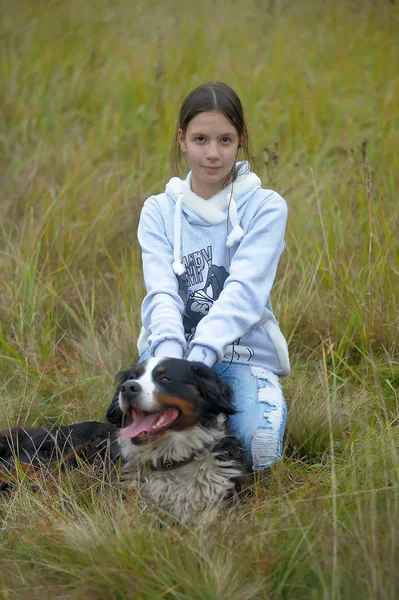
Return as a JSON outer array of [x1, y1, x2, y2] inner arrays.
[[0, 358, 248, 522]]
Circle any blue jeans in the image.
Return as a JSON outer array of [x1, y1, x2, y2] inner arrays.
[[138, 352, 287, 472], [213, 362, 287, 471]]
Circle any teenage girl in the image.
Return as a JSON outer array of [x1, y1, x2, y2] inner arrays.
[[137, 82, 289, 471]]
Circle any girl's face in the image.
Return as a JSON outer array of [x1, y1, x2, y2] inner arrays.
[[178, 111, 242, 199]]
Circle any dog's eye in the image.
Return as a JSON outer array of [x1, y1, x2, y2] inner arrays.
[[159, 375, 171, 383]]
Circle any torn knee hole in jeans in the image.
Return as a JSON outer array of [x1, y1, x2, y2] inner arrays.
[[251, 365, 276, 387], [251, 427, 282, 469], [250, 412, 281, 470], [251, 368, 285, 469], [257, 378, 275, 389], [251, 366, 282, 405]]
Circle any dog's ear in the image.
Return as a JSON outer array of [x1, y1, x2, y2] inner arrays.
[[106, 390, 124, 427], [190, 362, 236, 415], [106, 370, 129, 427]]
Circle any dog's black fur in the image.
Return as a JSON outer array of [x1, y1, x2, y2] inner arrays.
[[0, 422, 119, 489]]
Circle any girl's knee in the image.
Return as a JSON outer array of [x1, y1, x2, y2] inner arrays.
[[248, 367, 287, 471], [239, 405, 286, 471], [251, 427, 283, 471]]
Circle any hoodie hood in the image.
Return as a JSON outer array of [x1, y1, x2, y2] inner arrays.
[[165, 161, 261, 223], [165, 162, 262, 275]]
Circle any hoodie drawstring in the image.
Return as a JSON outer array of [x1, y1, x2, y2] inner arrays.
[[172, 193, 185, 275], [226, 191, 244, 248]]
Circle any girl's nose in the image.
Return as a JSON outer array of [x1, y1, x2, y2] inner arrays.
[[205, 143, 219, 160]]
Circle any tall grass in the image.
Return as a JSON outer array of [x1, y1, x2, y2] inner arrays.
[[1, 0, 399, 597]]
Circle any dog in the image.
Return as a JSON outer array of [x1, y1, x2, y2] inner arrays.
[[0, 358, 248, 522], [108, 357, 248, 522]]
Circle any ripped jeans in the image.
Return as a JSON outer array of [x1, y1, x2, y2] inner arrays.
[[213, 363, 287, 472]]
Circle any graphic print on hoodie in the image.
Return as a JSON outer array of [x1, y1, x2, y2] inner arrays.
[[177, 253, 256, 363], [178, 254, 228, 336], [137, 162, 290, 374]]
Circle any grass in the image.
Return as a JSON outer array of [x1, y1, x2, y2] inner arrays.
[[1, 0, 399, 597]]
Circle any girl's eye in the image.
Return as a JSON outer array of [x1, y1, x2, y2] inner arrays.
[[159, 376, 171, 383], [195, 136, 205, 143], [221, 137, 231, 143]]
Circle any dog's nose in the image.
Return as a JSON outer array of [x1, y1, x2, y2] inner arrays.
[[120, 380, 142, 401]]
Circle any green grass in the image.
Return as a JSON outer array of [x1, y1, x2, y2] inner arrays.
[[1, 0, 399, 597]]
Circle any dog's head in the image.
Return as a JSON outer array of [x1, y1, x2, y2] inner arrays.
[[106, 358, 235, 446]]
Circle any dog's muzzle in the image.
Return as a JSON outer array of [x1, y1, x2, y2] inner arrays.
[[120, 380, 142, 404]]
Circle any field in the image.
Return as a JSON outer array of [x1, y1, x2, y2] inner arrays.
[[1, 0, 399, 597]]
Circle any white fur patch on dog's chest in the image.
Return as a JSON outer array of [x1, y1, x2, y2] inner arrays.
[[123, 453, 242, 523]]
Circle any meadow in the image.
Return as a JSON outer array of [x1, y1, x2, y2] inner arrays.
[[1, 0, 399, 597]]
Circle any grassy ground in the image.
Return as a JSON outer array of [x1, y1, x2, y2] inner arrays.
[[1, 0, 399, 597]]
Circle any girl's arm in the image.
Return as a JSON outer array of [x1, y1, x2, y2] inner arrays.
[[138, 197, 186, 358], [187, 191, 288, 366]]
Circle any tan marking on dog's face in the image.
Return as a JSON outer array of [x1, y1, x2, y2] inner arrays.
[[134, 363, 145, 377], [155, 392, 197, 430]]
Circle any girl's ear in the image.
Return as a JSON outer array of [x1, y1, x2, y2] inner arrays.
[[177, 128, 187, 153]]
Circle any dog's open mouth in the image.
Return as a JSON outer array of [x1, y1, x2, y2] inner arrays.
[[120, 407, 180, 441]]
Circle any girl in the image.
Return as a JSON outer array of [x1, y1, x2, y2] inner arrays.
[[137, 82, 289, 472]]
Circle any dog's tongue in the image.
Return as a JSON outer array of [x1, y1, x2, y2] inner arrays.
[[120, 409, 178, 439], [120, 413, 159, 439]]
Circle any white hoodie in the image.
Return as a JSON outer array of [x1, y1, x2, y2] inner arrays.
[[137, 162, 290, 375]]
